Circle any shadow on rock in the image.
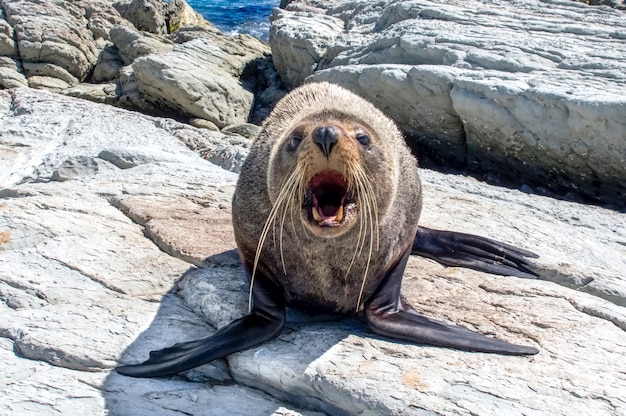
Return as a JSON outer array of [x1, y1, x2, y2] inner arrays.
[[104, 250, 362, 415]]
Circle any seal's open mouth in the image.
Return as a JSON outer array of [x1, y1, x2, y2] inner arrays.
[[304, 170, 356, 227]]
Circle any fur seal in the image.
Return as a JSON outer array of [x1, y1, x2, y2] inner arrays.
[[117, 82, 539, 378]]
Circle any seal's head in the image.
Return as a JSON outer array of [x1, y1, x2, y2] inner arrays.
[[264, 83, 402, 239]]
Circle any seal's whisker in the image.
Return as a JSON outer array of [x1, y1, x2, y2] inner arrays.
[[279, 164, 306, 274], [343, 161, 366, 281], [250, 167, 301, 312], [340, 159, 380, 311]]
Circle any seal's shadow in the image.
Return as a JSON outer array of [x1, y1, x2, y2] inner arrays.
[[103, 249, 363, 414]]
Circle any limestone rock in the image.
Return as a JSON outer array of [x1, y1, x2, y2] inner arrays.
[[114, 0, 168, 34], [0, 7, 16, 56], [109, 24, 174, 65], [1, 0, 100, 81], [83, 1, 133, 41], [165, 0, 212, 32], [0, 56, 27, 88], [0, 0, 260, 124], [270, 8, 344, 89], [132, 33, 269, 128], [91, 42, 124, 82], [272, 0, 626, 207], [63, 82, 120, 105], [222, 122, 262, 139], [2, 87, 625, 415]]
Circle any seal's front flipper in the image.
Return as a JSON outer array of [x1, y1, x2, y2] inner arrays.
[[364, 248, 539, 355], [413, 226, 539, 279], [116, 273, 285, 378]]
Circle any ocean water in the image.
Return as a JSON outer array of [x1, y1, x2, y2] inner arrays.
[[186, 0, 280, 41]]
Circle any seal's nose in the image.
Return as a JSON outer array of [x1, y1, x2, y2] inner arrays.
[[313, 125, 339, 157]]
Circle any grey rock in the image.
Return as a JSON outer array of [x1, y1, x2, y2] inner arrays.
[[270, 8, 344, 89], [114, 0, 167, 34], [2, 84, 625, 414], [109, 24, 174, 65], [222, 122, 262, 139], [272, 0, 626, 207], [0, 8, 16, 56], [26, 76, 73, 93], [22, 62, 79, 86], [63, 82, 120, 105], [165, 0, 213, 32], [190, 117, 220, 130], [132, 36, 267, 128], [92, 42, 124, 82], [51, 156, 120, 182], [83, 1, 133, 41], [1, 0, 100, 81], [0, 56, 27, 88]]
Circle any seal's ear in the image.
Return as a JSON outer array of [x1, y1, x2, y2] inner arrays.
[[116, 271, 286, 378], [412, 227, 539, 279], [364, 247, 539, 355]]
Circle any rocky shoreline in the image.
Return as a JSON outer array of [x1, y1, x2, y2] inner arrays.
[[2, 0, 625, 207], [1, 0, 625, 415], [0, 0, 286, 128]]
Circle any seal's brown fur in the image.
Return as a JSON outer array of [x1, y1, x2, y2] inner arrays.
[[232, 82, 422, 313]]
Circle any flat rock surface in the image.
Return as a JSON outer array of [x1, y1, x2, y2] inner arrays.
[[1, 88, 625, 415], [271, 0, 626, 207]]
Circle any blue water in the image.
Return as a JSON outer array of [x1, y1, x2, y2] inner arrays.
[[186, 0, 280, 41]]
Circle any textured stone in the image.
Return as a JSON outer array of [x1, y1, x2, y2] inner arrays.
[[109, 24, 174, 65], [0, 56, 27, 88], [132, 33, 268, 127], [270, 8, 344, 89], [0, 88, 314, 415], [1, 0, 100, 81], [114, 0, 167, 34], [272, 0, 626, 207], [3, 87, 624, 415]]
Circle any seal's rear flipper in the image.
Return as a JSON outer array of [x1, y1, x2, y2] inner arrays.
[[365, 248, 539, 355], [116, 273, 285, 378], [412, 226, 539, 279]]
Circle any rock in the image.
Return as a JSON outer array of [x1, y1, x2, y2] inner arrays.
[[0, 0, 257, 124], [190, 117, 220, 130], [271, 0, 626, 207], [165, 0, 212, 32], [51, 156, 120, 182], [114, 0, 167, 35], [83, 1, 133, 41], [91, 42, 125, 82], [109, 25, 174, 65], [0, 56, 27, 88], [1, 0, 100, 81], [270, 8, 344, 89], [0, 7, 16, 56], [132, 33, 269, 128], [26, 75, 72, 92], [221, 122, 262, 139], [1, 87, 625, 415], [22, 62, 79, 86]]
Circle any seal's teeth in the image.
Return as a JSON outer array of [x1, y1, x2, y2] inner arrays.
[[336, 204, 344, 222], [312, 207, 322, 222]]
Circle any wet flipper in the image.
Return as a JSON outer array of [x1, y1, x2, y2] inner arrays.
[[364, 247, 539, 355], [116, 272, 286, 378], [413, 226, 539, 279]]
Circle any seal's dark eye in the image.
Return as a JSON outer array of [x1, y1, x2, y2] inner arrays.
[[288, 134, 302, 151], [356, 133, 370, 148]]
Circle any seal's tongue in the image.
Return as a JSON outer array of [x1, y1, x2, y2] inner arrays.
[[310, 171, 348, 224]]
